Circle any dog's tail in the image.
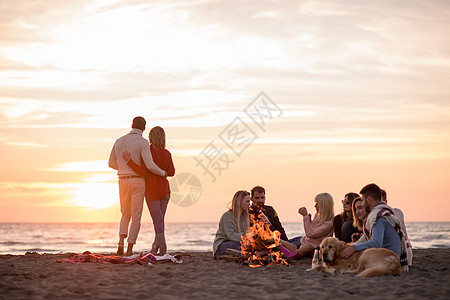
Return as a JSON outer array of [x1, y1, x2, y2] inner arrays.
[[356, 255, 402, 277]]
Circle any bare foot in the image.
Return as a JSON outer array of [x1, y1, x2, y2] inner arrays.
[[125, 243, 134, 256], [117, 246, 124, 255]]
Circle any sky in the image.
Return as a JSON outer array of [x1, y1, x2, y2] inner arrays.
[[0, 0, 449, 224]]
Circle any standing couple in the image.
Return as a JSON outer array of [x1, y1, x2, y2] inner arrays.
[[108, 116, 175, 256]]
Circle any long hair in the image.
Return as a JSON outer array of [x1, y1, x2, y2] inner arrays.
[[340, 192, 359, 222], [315, 193, 334, 223], [149, 126, 166, 149], [229, 190, 250, 232], [352, 197, 364, 229]]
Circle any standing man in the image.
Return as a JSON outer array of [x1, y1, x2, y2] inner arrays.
[[340, 183, 411, 270], [249, 186, 288, 241], [109, 116, 166, 256]]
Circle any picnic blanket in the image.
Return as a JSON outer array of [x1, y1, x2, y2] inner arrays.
[[57, 251, 182, 265]]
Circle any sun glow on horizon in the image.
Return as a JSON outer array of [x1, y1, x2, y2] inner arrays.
[[69, 182, 119, 209]]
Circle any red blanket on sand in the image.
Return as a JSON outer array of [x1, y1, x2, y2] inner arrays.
[[57, 251, 156, 265]]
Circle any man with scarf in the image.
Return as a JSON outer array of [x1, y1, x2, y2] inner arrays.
[[340, 183, 412, 271]]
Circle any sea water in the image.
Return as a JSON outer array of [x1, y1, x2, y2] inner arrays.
[[0, 222, 449, 255]]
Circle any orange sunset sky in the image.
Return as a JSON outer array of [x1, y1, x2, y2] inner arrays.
[[1, 0, 449, 224]]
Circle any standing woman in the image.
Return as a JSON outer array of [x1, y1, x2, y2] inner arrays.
[[213, 190, 251, 259], [280, 193, 334, 259], [123, 126, 175, 255]]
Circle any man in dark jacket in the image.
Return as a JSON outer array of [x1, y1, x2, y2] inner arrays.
[[249, 186, 288, 241]]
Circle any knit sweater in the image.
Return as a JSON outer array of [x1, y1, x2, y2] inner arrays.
[[300, 213, 334, 248], [127, 145, 175, 201], [212, 211, 249, 256]]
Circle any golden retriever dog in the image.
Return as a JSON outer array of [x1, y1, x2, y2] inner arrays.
[[306, 237, 401, 277]]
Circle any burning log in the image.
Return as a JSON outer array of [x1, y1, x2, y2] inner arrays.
[[217, 211, 290, 267], [263, 238, 276, 246], [238, 211, 290, 268]]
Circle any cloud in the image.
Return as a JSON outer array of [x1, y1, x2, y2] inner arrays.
[[0, 0, 92, 46], [0, 181, 71, 206], [2, 0, 449, 103], [0, 1, 449, 207], [44, 160, 111, 172]]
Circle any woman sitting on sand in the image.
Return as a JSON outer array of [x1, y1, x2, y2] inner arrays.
[[212, 190, 251, 259], [350, 197, 369, 243], [280, 193, 334, 259], [334, 192, 360, 243]]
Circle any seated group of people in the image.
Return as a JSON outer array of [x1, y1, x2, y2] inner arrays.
[[212, 183, 413, 270]]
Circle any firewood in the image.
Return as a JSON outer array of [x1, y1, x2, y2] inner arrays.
[[263, 238, 276, 245], [237, 254, 251, 264], [225, 248, 242, 256], [255, 249, 270, 257], [217, 255, 239, 262]]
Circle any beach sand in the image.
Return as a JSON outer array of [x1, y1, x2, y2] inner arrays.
[[1, 248, 449, 300]]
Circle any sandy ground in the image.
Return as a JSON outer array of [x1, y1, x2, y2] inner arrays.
[[0, 248, 449, 300]]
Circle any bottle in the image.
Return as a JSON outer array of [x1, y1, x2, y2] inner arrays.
[[311, 248, 320, 268], [259, 211, 272, 225]]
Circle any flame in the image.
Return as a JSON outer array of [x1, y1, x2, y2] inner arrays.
[[240, 210, 289, 267]]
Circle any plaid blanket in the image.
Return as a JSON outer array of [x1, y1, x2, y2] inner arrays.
[[363, 203, 412, 270], [57, 251, 157, 265]]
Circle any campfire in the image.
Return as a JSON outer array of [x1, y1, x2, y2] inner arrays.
[[226, 211, 289, 268]]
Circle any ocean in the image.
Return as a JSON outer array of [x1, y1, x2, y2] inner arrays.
[[0, 222, 449, 255]]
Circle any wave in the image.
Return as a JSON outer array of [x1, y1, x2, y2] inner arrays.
[[430, 243, 450, 248], [1, 222, 450, 254], [0, 241, 25, 246], [185, 240, 212, 246], [415, 234, 448, 241]]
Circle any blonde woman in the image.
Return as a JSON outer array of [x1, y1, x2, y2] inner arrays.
[[280, 193, 335, 259], [123, 126, 175, 255], [212, 190, 251, 259]]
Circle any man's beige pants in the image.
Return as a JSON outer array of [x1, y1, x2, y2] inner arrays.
[[118, 177, 145, 245]]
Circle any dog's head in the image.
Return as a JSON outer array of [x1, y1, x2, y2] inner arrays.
[[319, 237, 347, 264]]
